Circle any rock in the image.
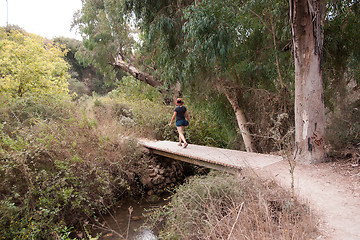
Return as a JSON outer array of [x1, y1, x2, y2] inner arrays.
[[149, 171, 157, 177], [146, 194, 160, 203], [152, 175, 165, 185], [140, 176, 152, 186]]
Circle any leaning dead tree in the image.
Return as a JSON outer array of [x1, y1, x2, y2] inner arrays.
[[112, 53, 164, 89], [111, 52, 181, 104]]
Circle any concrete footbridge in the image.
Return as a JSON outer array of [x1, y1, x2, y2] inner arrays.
[[139, 140, 283, 174]]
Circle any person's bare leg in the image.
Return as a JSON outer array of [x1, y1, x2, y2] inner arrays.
[[177, 126, 188, 148], [177, 126, 186, 143]]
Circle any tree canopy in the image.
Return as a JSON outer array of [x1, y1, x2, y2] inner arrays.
[[74, 0, 360, 155], [0, 29, 70, 98]]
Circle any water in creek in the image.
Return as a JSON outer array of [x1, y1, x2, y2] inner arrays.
[[97, 195, 170, 240]]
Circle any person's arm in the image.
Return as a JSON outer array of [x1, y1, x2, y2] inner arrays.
[[169, 112, 177, 126], [185, 111, 190, 121]]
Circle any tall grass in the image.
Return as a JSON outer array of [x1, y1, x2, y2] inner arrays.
[[148, 172, 318, 240]]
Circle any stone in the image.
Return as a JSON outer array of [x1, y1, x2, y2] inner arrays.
[[146, 194, 160, 203], [152, 175, 165, 185], [140, 176, 152, 186]]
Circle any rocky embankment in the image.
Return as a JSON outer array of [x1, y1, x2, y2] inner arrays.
[[140, 157, 184, 195]]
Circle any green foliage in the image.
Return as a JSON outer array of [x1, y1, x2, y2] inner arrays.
[[53, 37, 84, 78], [183, 96, 236, 148], [54, 36, 119, 96], [0, 28, 70, 99], [73, 0, 135, 80], [111, 76, 162, 102], [182, 0, 292, 88], [321, 0, 360, 152], [68, 78, 90, 99], [326, 99, 360, 151], [0, 94, 153, 238], [323, 0, 360, 110], [124, 0, 187, 83], [183, 0, 236, 68]]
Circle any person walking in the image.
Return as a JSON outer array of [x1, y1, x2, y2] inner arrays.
[[169, 98, 190, 148]]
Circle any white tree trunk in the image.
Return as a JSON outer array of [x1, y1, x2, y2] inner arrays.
[[224, 90, 256, 152], [290, 0, 326, 164]]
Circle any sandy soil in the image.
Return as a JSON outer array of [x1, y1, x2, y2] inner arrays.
[[255, 157, 360, 240]]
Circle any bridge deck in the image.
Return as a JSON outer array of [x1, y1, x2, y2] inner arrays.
[[140, 140, 282, 173]]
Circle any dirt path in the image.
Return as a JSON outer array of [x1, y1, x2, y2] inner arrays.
[[142, 140, 360, 239], [255, 160, 360, 240]]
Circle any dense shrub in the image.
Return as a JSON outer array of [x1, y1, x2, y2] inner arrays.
[[105, 79, 226, 147], [148, 172, 318, 240], [0, 95, 150, 238], [326, 99, 360, 152]]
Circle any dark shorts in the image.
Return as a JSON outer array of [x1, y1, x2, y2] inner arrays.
[[176, 119, 189, 127]]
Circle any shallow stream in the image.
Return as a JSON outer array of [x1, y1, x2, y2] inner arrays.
[[97, 196, 169, 240]]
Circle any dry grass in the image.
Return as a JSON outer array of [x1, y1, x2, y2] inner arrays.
[[0, 95, 156, 238], [153, 172, 318, 240]]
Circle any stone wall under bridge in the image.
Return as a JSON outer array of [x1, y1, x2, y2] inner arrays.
[[140, 156, 186, 196]]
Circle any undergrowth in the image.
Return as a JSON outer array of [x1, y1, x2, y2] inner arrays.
[[0, 94, 151, 239], [146, 172, 318, 240], [0, 77, 316, 239], [0, 82, 230, 238]]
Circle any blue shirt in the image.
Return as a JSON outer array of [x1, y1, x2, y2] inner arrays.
[[175, 106, 187, 121]]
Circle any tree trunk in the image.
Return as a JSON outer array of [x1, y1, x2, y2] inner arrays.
[[111, 53, 175, 104], [112, 53, 163, 89], [290, 0, 326, 164], [223, 88, 256, 153]]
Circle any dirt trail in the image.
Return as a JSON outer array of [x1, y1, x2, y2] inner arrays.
[[142, 140, 360, 239], [255, 160, 360, 240]]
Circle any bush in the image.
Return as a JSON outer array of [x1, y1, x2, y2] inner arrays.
[[0, 96, 151, 238], [68, 78, 90, 99], [0, 95, 70, 130], [326, 99, 360, 152], [148, 172, 318, 240]]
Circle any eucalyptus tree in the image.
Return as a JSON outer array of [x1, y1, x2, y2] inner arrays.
[[73, 0, 165, 92], [290, 0, 326, 163], [125, 0, 293, 152], [323, 0, 360, 150], [323, 0, 360, 111], [75, 0, 293, 152], [179, 0, 292, 152]]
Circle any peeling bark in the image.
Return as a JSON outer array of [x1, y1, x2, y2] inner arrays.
[[290, 0, 326, 164]]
